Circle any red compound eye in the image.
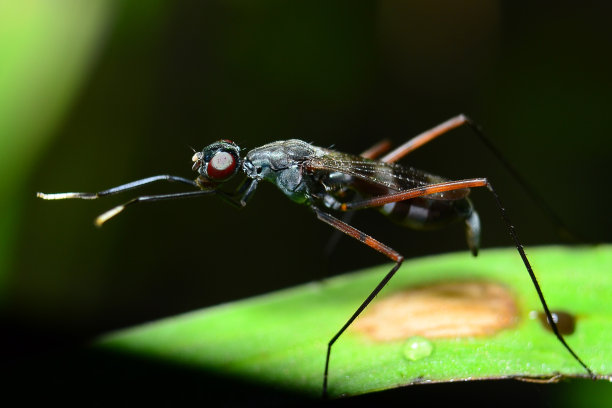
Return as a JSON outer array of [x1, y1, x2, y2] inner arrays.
[[207, 151, 237, 180]]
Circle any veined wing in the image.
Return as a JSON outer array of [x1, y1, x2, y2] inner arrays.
[[307, 148, 469, 200]]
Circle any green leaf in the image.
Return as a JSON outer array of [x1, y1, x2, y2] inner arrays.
[[97, 246, 612, 398]]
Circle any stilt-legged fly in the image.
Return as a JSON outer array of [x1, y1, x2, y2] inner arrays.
[[37, 114, 593, 397]]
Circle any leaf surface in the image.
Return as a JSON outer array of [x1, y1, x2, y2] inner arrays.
[[98, 246, 612, 398]]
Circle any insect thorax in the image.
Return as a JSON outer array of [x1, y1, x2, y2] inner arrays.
[[244, 140, 318, 204]]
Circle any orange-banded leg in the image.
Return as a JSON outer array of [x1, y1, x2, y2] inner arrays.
[[340, 178, 593, 380], [324, 116, 479, 259], [322, 116, 473, 267], [377, 115, 579, 241], [312, 207, 404, 398], [359, 138, 392, 160], [321, 138, 393, 270], [358, 115, 472, 164], [381, 114, 471, 163]]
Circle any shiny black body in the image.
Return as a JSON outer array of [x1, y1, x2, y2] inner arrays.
[[210, 139, 481, 254]]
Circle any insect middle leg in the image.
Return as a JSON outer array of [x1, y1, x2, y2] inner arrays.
[[321, 139, 393, 270], [312, 206, 404, 398], [323, 116, 476, 262]]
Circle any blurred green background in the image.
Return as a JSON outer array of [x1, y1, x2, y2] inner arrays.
[[2, 0, 611, 405]]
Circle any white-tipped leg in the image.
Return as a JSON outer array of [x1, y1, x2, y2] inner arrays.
[[92, 190, 216, 226], [37, 192, 97, 200], [94, 205, 126, 227], [36, 175, 199, 202]]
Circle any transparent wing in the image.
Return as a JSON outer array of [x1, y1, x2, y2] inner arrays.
[[307, 148, 470, 200]]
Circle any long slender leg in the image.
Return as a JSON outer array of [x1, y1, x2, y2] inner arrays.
[[94, 190, 215, 226], [322, 140, 392, 273], [312, 207, 404, 398], [359, 138, 392, 160], [340, 179, 593, 378], [37, 175, 198, 200], [342, 179, 487, 210], [380, 115, 579, 241], [381, 114, 468, 163], [214, 179, 259, 209], [325, 119, 489, 272]]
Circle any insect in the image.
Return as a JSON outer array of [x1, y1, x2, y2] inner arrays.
[[37, 115, 593, 397]]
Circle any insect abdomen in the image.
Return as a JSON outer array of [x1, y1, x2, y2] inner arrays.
[[380, 197, 470, 229], [380, 197, 480, 255]]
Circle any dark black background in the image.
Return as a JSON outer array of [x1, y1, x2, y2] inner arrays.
[[4, 1, 612, 405]]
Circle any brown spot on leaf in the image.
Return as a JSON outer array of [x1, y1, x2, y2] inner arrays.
[[533, 310, 576, 335], [353, 281, 518, 341]]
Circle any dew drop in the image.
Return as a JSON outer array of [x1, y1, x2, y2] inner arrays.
[[402, 336, 434, 361]]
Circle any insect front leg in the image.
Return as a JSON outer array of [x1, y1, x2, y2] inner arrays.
[[94, 190, 216, 226], [37, 174, 199, 200], [312, 206, 404, 398], [37, 175, 212, 226], [214, 178, 259, 208]]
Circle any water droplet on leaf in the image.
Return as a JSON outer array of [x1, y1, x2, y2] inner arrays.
[[403, 336, 433, 361]]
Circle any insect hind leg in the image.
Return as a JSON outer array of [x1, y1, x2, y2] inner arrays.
[[343, 178, 594, 378]]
